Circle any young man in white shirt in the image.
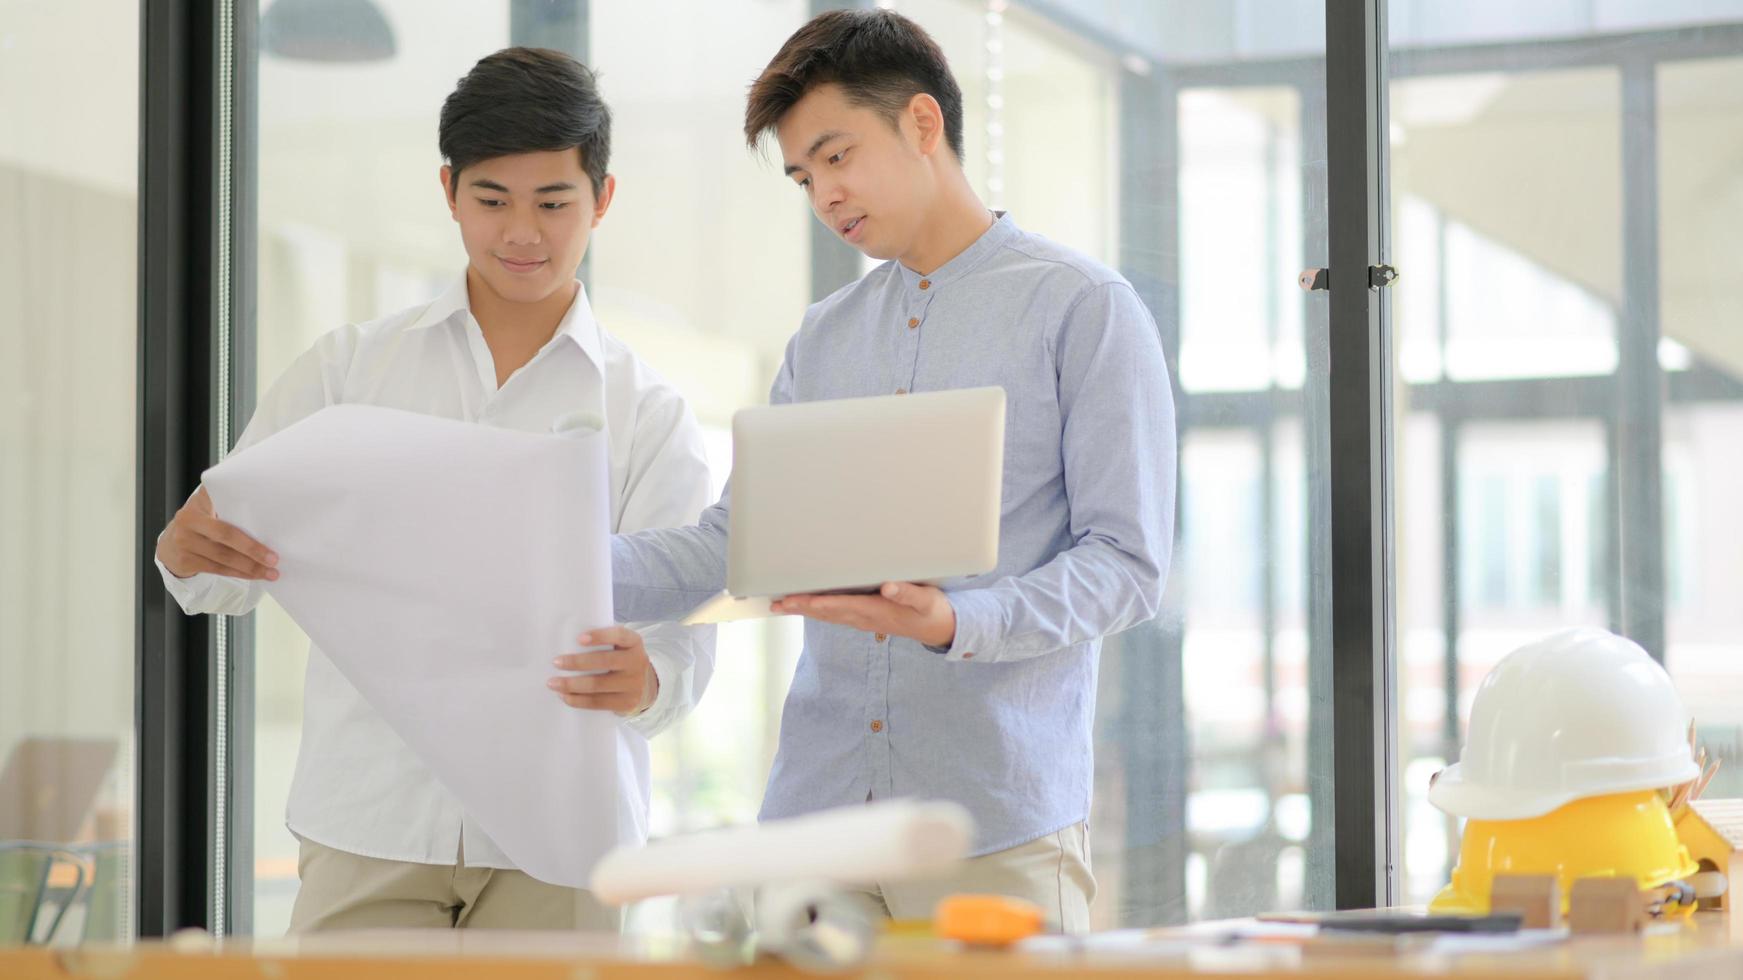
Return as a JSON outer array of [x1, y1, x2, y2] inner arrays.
[[154, 48, 714, 932]]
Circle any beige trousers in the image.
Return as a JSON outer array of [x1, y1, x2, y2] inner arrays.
[[288, 836, 620, 933], [839, 822, 1095, 934]]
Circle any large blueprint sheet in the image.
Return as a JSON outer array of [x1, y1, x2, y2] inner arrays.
[[204, 404, 638, 887]]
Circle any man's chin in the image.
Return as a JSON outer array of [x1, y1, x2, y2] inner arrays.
[[476, 267, 566, 304], [854, 241, 899, 262]]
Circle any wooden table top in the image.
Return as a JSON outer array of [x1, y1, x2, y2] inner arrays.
[[4, 910, 1738, 979]]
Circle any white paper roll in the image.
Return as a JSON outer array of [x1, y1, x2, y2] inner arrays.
[[590, 799, 975, 905]]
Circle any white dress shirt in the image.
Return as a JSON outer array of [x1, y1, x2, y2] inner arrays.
[[157, 275, 715, 871]]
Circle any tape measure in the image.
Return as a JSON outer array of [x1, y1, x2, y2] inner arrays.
[[933, 894, 1046, 946]]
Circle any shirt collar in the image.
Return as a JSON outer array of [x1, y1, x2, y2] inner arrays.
[[896, 210, 1018, 290], [407, 272, 604, 369]]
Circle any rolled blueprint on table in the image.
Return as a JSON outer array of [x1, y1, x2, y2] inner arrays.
[[202, 403, 636, 888], [589, 799, 975, 904]]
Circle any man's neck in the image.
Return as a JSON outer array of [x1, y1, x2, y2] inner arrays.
[[898, 176, 995, 276], [465, 267, 578, 388], [466, 265, 577, 350]]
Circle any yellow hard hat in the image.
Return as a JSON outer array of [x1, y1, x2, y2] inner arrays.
[[1431, 790, 1697, 915]]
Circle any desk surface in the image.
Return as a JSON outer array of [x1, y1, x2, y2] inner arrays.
[[4, 912, 1739, 979]]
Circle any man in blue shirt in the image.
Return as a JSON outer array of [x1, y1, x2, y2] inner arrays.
[[609, 9, 1175, 930]]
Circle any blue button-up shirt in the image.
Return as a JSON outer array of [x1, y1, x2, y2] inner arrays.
[[612, 213, 1176, 855]]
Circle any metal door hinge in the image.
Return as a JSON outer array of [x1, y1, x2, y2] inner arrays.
[[1297, 265, 1400, 292]]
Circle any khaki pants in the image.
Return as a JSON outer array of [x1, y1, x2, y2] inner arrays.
[[288, 836, 620, 933], [840, 822, 1095, 934]]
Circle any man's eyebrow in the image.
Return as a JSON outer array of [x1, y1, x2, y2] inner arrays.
[[468, 179, 578, 193], [782, 129, 849, 175]]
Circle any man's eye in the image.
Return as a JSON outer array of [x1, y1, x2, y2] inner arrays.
[[829, 148, 848, 165], [477, 198, 503, 207], [797, 178, 811, 189], [541, 202, 570, 210]]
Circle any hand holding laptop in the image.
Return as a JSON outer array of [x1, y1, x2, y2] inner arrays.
[[771, 581, 956, 647]]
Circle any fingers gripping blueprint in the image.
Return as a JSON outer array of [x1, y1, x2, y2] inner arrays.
[[202, 404, 638, 887]]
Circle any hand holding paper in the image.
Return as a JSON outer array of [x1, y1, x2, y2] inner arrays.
[[550, 625, 660, 715], [157, 485, 280, 582], [201, 404, 639, 886]]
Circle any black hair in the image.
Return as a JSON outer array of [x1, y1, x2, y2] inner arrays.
[[439, 47, 611, 197], [745, 9, 964, 161]]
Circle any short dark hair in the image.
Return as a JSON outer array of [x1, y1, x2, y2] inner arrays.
[[439, 47, 611, 198], [744, 9, 964, 161]]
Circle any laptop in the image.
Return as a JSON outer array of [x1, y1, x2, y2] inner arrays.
[[683, 387, 1005, 625]]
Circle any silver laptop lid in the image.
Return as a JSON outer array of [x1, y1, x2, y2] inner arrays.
[[727, 386, 1005, 598]]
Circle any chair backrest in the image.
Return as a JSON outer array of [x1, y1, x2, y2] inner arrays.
[[0, 737, 119, 841], [0, 846, 53, 945], [80, 844, 127, 943]]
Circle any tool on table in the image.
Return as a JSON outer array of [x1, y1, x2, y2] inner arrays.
[[1488, 874, 1560, 928], [1664, 720, 1723, 820], [1258, 909, 1523, 933], [1317, 913, 1523, 934], [933, 894, 1046, 946], [1569, 877, 1646, 934], [675, 888, 758, 968], [594, 800, 975, 972], [1673, 798, 1741, 931], [756, 880, 879, 973], [675, 881, 879, 974]]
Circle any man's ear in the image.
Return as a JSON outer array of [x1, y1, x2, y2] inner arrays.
[[440, 165, 459, 220], [591, 174, 617, 228], [907, 92, 947, 157]]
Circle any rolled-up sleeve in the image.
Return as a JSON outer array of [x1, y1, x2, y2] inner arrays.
[[936, 282, 1176, 664]]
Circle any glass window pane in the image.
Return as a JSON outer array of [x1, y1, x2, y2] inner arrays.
[[248, 0, 812, 936], [1181, 89, 1305, 392], [587, 0, 812, 880], [242, 0, 1332, 936], [252, 1, 513, 935], [1170, 80, 1330, 918], [1660, 54, 1743, 801], [898, 0, 1333, 925], [1390, 9, 1743, 907], [0, 0, 139, 944], [1392, 69, 1622, 382]]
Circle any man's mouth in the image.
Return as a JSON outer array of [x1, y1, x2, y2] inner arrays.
[[497, 255, 547, 274], [840, 216, 865, 241]]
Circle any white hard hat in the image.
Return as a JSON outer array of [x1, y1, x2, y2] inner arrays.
[[1429, 628, 1700, 820]]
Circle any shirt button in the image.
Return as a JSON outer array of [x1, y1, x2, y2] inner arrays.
[[875, 632, 887, 642], [918, 279, 931, 290], [870, 720, 884, 733], [895, 388, 907, 395], [907, 317, 919, 329]]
